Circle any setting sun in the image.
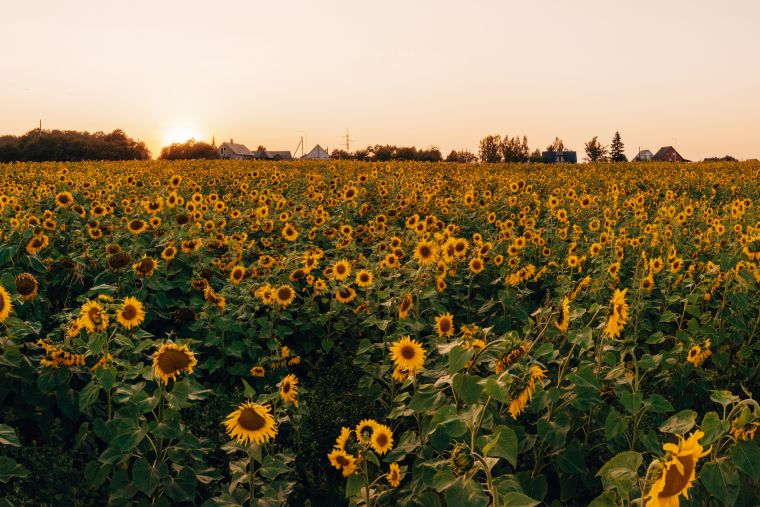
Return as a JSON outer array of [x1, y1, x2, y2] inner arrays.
[[161, 124, 205, 146]]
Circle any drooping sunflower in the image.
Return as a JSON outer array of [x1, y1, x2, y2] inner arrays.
[[604, 288, 629, 339], [117, 296, 145, 329], [370, 424, 394, 455], [392, 365, 413, 382], [133, 257, 158, 278], [0, 285, 13, 323], [275, 284, 296, 308], [250, 365, 265, 377], [15, 273, 39, 301], [279, 373, 299, 406], [355, 269, 374, 288], [434, 313, 455, 337], [554, 297, 570, 333], [644, 431, 711, 507], [152, 342, 197, 383], [398, 294, 413, 319], [80, 300, 109, 332], [335, 286, 356, 304], [508, 366, 546, 418], [229, 265, 246, 285], [327, 449, 357, 477], [389, 335, 426, 373], [332, 259, 351, 281], [387, 462, 401, 487], [414, 240, 438, 266], [224, 401, 277, 445]]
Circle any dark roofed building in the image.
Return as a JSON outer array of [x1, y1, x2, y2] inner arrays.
[[541, 151, 577, 164], [652, 146, 687, 162], [251, 150, 293, 161]]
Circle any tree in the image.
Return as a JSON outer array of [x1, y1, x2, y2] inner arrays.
[[610, 131, 627, 162], [529, 148, 543, 163], [159, 139, 219, 160], [256, 145, 267, 151], [584, 136, 608, 162], [500, 135, 530, 162], [546, 137, 565, 153], [479, 135, 502, 163], [0, 128, 150, 162], [445, 150, 477, 163]]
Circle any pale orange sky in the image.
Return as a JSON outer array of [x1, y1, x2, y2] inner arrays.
[[2, 1, 759, 160]]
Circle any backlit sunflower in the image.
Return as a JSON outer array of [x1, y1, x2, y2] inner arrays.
[[80, 300, 109, 332], [224, 401, 277, 445], [370, 423, 394, 455], [644, 431, 711, 507], [15, 273, 39, 302], [434, 313, 454, 337], [389, 335, 426, 373], [387, 462, 401, 487], [152, 342, 197, 383], [117, 296, 145, 329], [0, 285, 13, 323], [355, 269, 374, 288], [398, 294, 413, 319], [279, 373, 299, 406]]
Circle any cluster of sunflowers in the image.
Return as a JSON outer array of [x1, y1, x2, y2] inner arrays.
[[0, 159, 758, 506]]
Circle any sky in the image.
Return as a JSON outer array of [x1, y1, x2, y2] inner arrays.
[[2, 0, 760, 160]]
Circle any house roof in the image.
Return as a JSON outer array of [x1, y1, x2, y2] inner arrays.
[[220, 142, 253, 156], [252, 150, 293, 160], [632, 149, 653, 160], [303, 144, 330, 160]]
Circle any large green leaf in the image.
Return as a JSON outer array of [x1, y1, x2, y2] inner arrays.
[[596, 451, 642, 498], [701, 460, 740, 505], [453, 373, 483, 405], [658, 409, 697, 434], [0, 425, 21, 447], [729, 440, 760, 480], [500, 492, 539, 507]]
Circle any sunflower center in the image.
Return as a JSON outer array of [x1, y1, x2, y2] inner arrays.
[[420, 246, 431, 257], [237, 407, 267, 431], [122, 305, 138, 320], [138, 259, 154, 273], [0, 295, 5, 312], [157, 349, 192, 374], [440, 320, 451, 333], [360, 274, 369, 282], [375, 433, 388, 447], [659, 455, 695, 498], [278, 288, 292, 300], [88, 307, 103, 323], [336, 455, 350, 466], [282, 382, 291, 394], [16, 276, 36, 295], [400, 345, 416, 360], [336, 265, 346, 274]]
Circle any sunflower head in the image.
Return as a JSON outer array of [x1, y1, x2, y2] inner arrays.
[[224, 402, 277, 445], [0, 285, 13, 323], [644, 430, 711, 507], [279, 373, 299, 406], [389, 335, 426, 373], [152, 342, 197, 383], [117, 296, 145, 329], [15, 273, 39, 301]]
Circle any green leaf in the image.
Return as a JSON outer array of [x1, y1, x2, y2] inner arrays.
[[0, 456, 29, 483], [729, 440, 760, 480], [95, 366, 117, 391], [644, 394, 674, 414], [78, 381, 101, 411], [536, 413, 571, 449], [448, 345, 472, 374], [567, 327, 593, 349], [587, 491, 618, 507], [500, 492, 539, 507], [443, 476, 490, 507], [701, 460, 740, 505], [710, 390, 739, 409], [596, 451, 642, 498], [483, 377, 510, 403], [0, 425, 21, 447], [659, 409, 697, 434], [241, 378, 256, 399], [478, 425, 518, 467], [700, 411, 728, 446], [345, 474, 364, 498], [618, 390, 643, 415], [604, 409, 628, 441], [453, 373, 483, 405], [132, 457, 159, 496]]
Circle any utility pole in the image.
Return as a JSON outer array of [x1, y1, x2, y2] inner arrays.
[[343, 128, 353, 151], [39, 119, 42, 136]]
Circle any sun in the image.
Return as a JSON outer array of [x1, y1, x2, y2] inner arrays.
[[162, 124, 204, 146]]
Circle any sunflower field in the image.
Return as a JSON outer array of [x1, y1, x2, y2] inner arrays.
[[0, 160, 759, 506]]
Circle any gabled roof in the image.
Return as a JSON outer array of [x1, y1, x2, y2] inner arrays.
[[302, 144, 330, 160], [252, 150, 293, 160], [220, 142, 253, 156], [632, 149, 653, 161], [653, 146, 674, 159]]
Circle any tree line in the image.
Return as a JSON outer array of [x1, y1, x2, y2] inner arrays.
[[0, 129, 151, 162], [330, 145, 444, 162], [477, 131, 628, 163]]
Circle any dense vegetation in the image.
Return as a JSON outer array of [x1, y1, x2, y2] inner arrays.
[[0, 129, 150, 162], [0, 160, 758, 506]]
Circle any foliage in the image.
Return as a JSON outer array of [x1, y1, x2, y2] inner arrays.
[[584, 136, 608, 162], [0, 128, 150, 162], [159, 139, 220, 160], [610, 131, 627, 162]]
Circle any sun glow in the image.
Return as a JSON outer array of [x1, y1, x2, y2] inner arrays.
[[162, 124, 205, 146]]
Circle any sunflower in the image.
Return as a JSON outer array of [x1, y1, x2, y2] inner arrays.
[[55, 191, 74, 207], [250, 365, 265, 377], [332, 259, 351, 281], [355, 419, 379, 443], [469, 256, 485, 274], [508, 365, 546, 418], [434, 313, 454, 337], [15, 273, 39, 301], [327, 449, 357, 476], [282, 223, 298, 242], [414, 240, 438, 266], [224, 402, 277, 445], [335, 286, 356, 304], [275, 284, 296, 308], [387, 462, 401, 487], [229, 265, 246, 285], [80, 300, 109, 332], [127, 219, 148, 234], [392, 365, 413, 382], [279, 373, 299, 406], [398, 294, 413, 319], [108, 252, 132, 270], [355, 269, 374, 288], [334, 427, 351, 451], [554, 297, 570, 333], [370, 424, 394, 455], [641, 273, 655, 292], [152, 342, 197, 383], [644, 431, 711, 507], [117, 296, 145, 329], [161, 245, 177, 261], [604, 288, 629, 339], [133, 257, 158, 277], [389, 335, 426, 373], [26, 234, 49, 255], [0, 285, 13, 323]]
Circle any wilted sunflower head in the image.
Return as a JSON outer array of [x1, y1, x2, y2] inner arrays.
[[15, 273, 39, 301], [108, 252, 132, 270]]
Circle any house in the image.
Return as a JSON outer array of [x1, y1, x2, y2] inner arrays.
[[302, 144, 331, 160], [219, 140, 254, 160], [632, 149, 654, 161], [251, 149, 293, 161], [541, 151, 577, 163], [652, 146, 687, 162]]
